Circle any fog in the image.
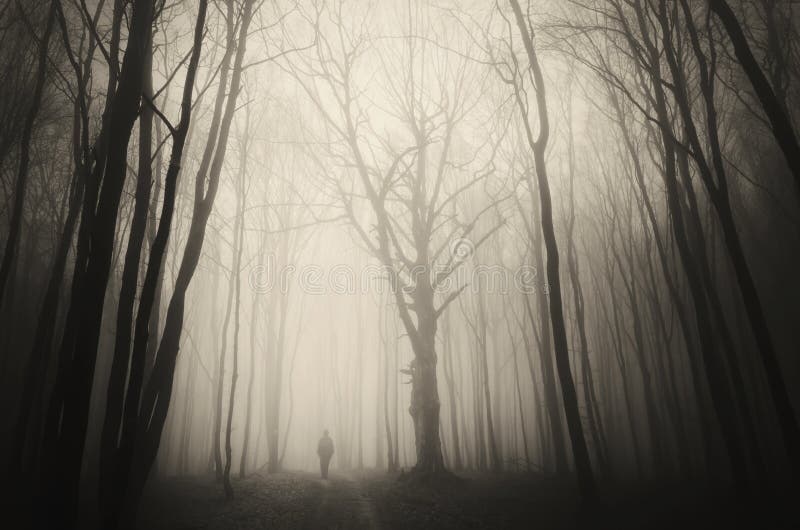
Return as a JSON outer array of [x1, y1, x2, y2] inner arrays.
[[2, 0, 800, 528]]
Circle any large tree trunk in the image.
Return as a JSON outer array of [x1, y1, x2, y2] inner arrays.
[[38, 0, 122, 511], [98, 1, 209, 526], [99, 24, 155, 517], [528, 209, 568, 473], [44, 0, 155, 524], [407, 294, 445, 475]]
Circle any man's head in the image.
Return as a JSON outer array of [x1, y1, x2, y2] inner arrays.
[[323, 429, 329, 437]]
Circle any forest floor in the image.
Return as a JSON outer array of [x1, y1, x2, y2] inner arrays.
[[136, 469, 797, 529]]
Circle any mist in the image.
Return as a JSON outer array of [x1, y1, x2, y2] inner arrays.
[[1, 0, 799, 528]]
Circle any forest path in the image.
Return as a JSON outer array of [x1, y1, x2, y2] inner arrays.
[[136, 471, 773, 529], [311, 472, 382, 530], [137, 470, 384, 530]]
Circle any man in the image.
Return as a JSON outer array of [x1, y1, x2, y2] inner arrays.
[[317, 429, 334, 479]]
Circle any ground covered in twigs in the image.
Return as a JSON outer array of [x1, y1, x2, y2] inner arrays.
[[136, 470, 797, 529]]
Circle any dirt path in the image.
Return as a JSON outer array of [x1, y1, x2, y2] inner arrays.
[[136, 471, 781, 529], [311, 472, 382, 530], [137, 471, 383, 530]]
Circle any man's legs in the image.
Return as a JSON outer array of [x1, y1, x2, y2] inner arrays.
[[322, 457, 330, 479]]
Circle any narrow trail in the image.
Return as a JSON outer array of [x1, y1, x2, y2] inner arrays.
[[311, 472, 382, 530]]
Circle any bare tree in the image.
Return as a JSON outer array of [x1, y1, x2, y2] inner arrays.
[[0, 1, 56, 307], [709, 0, 800, 199], [285, 1, 503, 476], [506, 0, 595, 499]]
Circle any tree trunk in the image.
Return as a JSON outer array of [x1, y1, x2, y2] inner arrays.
[[669, 2, 800, 477], [508, 315, 531, 471], [214, 247, 237, 481], [407, 296, 445, 475], [240, 275, 260, 478], [376, 321, 385, 470], [640, 28, 749, 486], [610, 221, 667, 472], [99, 25, 155, 516], [564, 100, 608, 473], [98, 1, 209, 526], [441, 309, 463, 470], [356, 297, 364, 469], [0, 0, 55, 306], [223, 166, 246, 499], [608, 86, 718, 477], [11, 0, 89, 474], [477, 293, 501, 471], [528, 211, 568, 473], [267, 285, 288, 472], [709, 0, 800, 199], [45, 0, 155, 524], [509, 0, 595, 499], [383, 335, 395, 471]]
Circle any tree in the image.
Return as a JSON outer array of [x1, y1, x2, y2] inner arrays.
[[122, 0, 256, 517], [98, 0, 211, 525], [709, 0, 800, 200], [506, 0, 596, 499], [223, 111, 250, 499], [0, 1, 55, 308], [43, 0, 157, 524], [286, 1, 503, 476]]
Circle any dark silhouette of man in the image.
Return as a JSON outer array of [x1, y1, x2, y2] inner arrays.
[[317, 429, 334, 479]]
